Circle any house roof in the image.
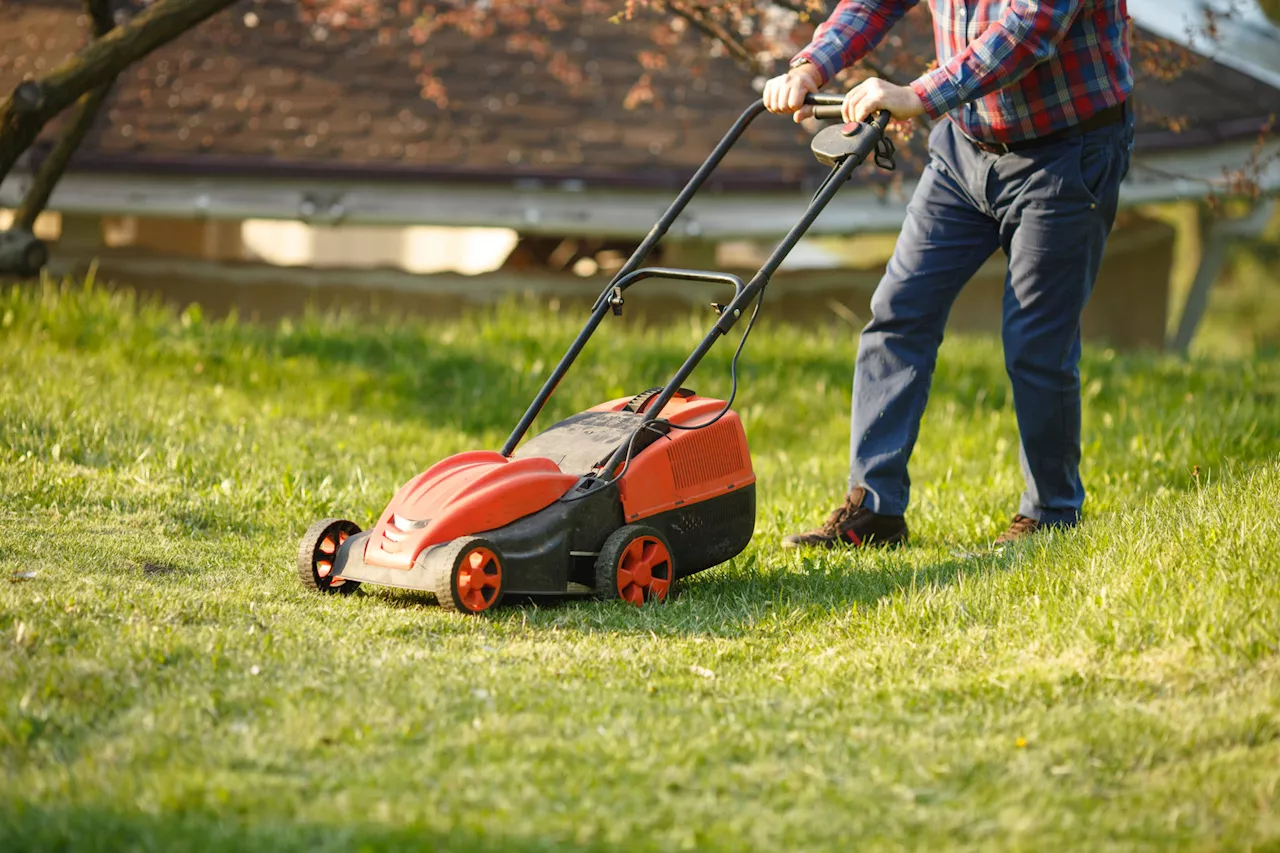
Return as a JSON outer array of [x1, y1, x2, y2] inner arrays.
[[1130, 0, 1280, 91], [2, 0, 1279, 193]]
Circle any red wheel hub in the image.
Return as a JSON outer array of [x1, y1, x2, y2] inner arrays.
[[316, 528, 351, 586], [616, 536, 672, 606], [457, 547, 502, 612]]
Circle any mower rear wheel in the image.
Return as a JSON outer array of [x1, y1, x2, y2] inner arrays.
[[595, 524, 675, 606], [297, 518, 362, 595], [426, 537, 505, 614]]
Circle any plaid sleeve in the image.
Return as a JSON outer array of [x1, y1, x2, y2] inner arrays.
[[909, 0, 1083, 118], [791, 0, 919, 87]]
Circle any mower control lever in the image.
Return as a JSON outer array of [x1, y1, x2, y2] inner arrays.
[[595, 267, 743, 317], [601, 266, 745, 302]]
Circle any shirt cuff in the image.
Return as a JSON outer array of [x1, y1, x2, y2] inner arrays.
[[910, 69, 962, 120], [790, 46, 838, 88]]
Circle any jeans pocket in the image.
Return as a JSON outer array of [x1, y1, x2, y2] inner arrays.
[[1076, 132, 1122, 207]]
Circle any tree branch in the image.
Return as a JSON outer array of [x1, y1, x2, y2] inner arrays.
[[770, 0, 828, 17], [0, 0, 238, 185], [13, 0, 120, 230], [666, 1, 766, 76], [14, 85, 114, 231]]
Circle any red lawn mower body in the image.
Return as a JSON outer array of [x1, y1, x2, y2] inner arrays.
[[301, 391, 756, 612]]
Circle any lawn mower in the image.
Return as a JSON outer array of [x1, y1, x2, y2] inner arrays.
[[297, 95, 896, 613]]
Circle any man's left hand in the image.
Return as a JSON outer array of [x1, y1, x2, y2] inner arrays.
[[842, 77, 925, 123]]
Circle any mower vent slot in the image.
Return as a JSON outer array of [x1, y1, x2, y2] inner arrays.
[[667, 420, 745, 493]]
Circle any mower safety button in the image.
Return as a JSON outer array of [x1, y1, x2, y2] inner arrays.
[[841, 122, 862, 137]]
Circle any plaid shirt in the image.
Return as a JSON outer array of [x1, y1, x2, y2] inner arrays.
[[793, 0, 1132, 143]]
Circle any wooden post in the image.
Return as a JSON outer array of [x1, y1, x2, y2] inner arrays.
[[1167, 199, 1277, 355], [1168, 205, 1230, 356]]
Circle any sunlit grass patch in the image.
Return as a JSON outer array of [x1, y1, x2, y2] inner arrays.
[[2, 278, 1278, 851]]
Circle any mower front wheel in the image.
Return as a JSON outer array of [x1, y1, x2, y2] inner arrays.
[[595, 524, 675, 606], [297, 518, 362, 595], [426, 537, 505, 614]]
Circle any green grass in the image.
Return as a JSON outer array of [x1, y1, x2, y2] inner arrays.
[[2, 279, 1279, 852]]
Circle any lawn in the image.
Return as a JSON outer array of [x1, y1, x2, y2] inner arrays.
[[2, 278, 1279, 852]]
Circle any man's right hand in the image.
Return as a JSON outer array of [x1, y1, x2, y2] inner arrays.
[[763, 63, 824, 123]]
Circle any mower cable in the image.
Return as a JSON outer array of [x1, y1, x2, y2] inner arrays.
[[663, 286, 764, 433], [609, 420, 668, 483], [610, 286, 765, 482], [608, 156, 861, 481]]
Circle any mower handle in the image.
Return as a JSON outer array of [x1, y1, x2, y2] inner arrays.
[[499, 96, 891, 459]]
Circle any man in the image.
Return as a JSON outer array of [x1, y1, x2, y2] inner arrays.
[[764, 0, 1134, 549]]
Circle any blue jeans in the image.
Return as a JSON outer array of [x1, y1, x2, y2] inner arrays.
[[849, 114, 1134, 525]]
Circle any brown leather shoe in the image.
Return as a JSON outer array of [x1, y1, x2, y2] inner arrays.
[[994, 514, 1041, 546], [781, 487, 908, 550]]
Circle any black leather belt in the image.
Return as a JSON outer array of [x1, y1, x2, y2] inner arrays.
[[964, 100, 1127, 155]]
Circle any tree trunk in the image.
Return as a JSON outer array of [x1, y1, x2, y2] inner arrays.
[[0, 0, 239, 186], [13, 0, 118, 231], [13, 83, 114, 230]]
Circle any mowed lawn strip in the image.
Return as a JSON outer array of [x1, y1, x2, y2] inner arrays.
[[1, 280, 1278, 852]]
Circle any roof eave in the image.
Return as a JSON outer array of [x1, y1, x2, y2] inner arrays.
[[40, 115, 1276, 188]]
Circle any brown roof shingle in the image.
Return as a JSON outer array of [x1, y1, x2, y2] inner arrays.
[[2, 0, 1278, 190]]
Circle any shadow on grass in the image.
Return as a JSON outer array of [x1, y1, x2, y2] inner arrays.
[[0, 801, 614, 853], [359, 544, 1021, 639]]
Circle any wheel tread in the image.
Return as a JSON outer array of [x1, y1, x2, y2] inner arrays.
[[422, 536, 505, 614], [297, 518, 361, 595], [594, 524, 676, 605]]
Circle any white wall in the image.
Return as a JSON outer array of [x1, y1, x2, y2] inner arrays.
[[241, 221, 518, 274]]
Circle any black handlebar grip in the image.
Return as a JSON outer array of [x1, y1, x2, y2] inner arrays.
[[804, 92, 842, 119], [810, 103, 893, 126], [803, 93, 844, 106]]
